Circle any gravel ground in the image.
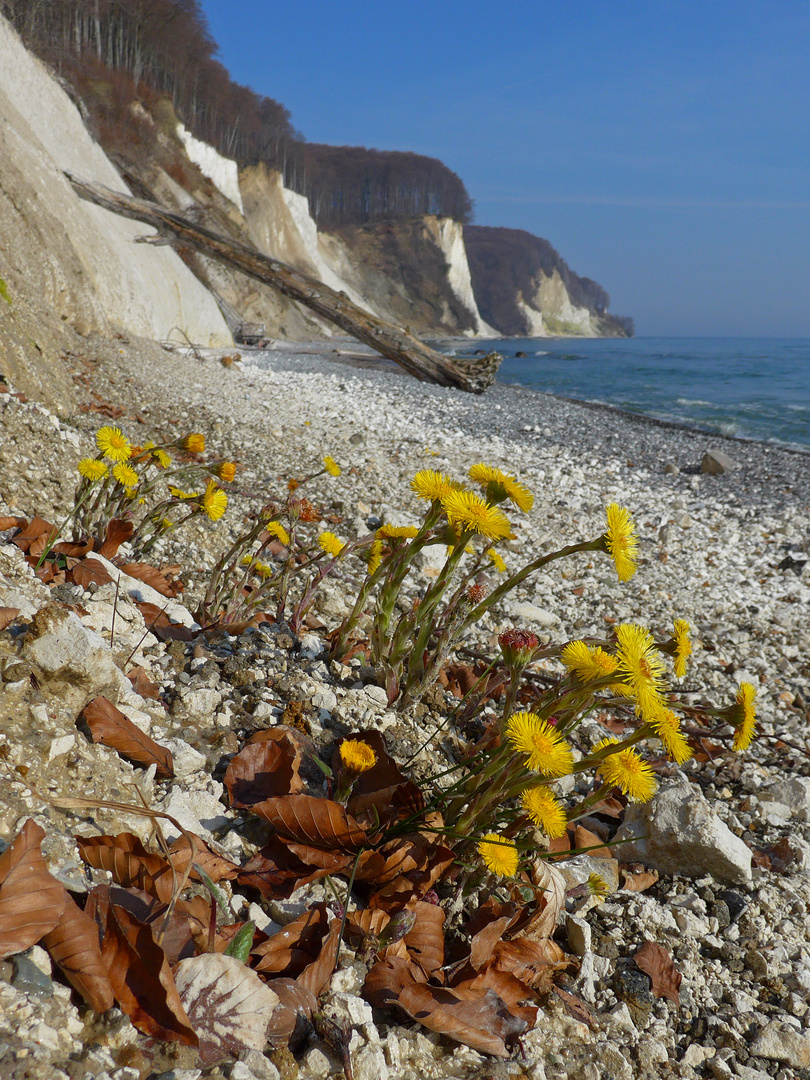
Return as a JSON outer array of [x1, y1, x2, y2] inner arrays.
[[1, 333, 810, 1080]]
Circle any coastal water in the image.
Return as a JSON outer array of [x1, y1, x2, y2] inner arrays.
[[450, 337, 810, 449]]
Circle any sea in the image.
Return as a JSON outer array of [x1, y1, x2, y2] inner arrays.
[[445, 337, 810, 451]]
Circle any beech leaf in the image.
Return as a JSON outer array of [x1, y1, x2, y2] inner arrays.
[[634, 940, 682, 1006], [0, 819, 66, 958], [76, 833, 178, 904], [224, 736, 304, 809], [119, 562, 175, 597], [126, 666, 162, 700], [174, 952, 280, 1066], [81, 695, 174, 777], [41, 887, 115, 1012], [251, 794, 367, 851], [98, 518, 134, 559], [0, 607, 21, 631], [71, 558, 114, 590]]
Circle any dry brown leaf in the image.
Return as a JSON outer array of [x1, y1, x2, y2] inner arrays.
[[251, 794, 367, 851], [134, 601, 195, 642], [263, 977, 318, 1046], [76, 833, 177, 904], [0, 819, 66, 959], [403, 900, 445, 978], [81, 696, 174, 778], [634, 940, 682, 1006], [297, 917, 340, 998], [98, 518, 134, 559], [491, 937, 568, 990], [71, 558, 114, 590], [167, 834, 241, 886], [40, 887, 115, 1011], [52, 538, 94, 557], [92, 888, 197, 1043], [224, 737, 304, 809], [620, 865, 660, 892], [119, 562, 175, 598], [11, 516, 56, 554], [552, 985, 597, 1027], [339, 730, 424, 822], [520, 860, 566, 942], [238, 838, 350, 899], [174, 952, 279, 1066], [251, 903, 333, 979], [364, 955, 527, 1058], [0, 515, 27, 531], [751, 836, 795, 874], [363, 835, 455, 910], [573, 825, 613, 859], [126, 666, 162, 700], [0, 607, 21, 631]]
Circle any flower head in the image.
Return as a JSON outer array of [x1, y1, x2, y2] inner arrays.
[[650, 707, 692, 765], [216, 461, 237, 483], [410, 469, 460, 502], [604, 503, 638, 582], [521, 785, 568, 838], [468, 463, 534, 513], [323, 455, 341, 477], [377, 524, 419, 540], [170, 486, 200, 500], [202, 479, 227, 522], [593, 738, 657, 802], [614, 623, 667, 720], [96, 426, 132, 463], [319, 531, 345, 558], [112, 462, 138, 488], [562, 640, 619, 682], [499, 628, 539, 668], [506, 711, 574, 777], [180, 433, 205, 454], [265, 521, 290, 545], [441, 489, 511, 541], [367, 538, 383, 574], [587, 873, 610, 902], [339, 740, 376, 774], [486, 547, 507, 573], [671, 619, 692, 679], [477, 833, 519, 877], [77, 458, 108, 483], [731, 682, 757, 752]]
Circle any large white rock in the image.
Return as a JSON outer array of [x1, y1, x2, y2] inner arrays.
[[749, 1022, 810, 1067], [614, 773, 752, 885]]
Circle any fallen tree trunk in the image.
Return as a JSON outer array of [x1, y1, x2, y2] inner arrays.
[[66, 174, 501, 393]]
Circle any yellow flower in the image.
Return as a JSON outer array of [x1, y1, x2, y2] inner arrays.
[[593, 738, 657, 802], [614, 623, 667, 720], [217, 462, 237, 483], [477, 833, 519, 877], [319, 531, 345, 558], [587, 873, 610, 901], [96, 426, 132, 463], [77, 458, 108, 482], [604, 503, 638, 582], [170, 486, 200, 500], [486, 547, 507, 572], [265, 521, 291, 545], [112, 462, 138, 488], [323, 455, 341, 477], [672, 619, 692, 679], [367, 538, 383, 574], [441, 489, 511, 542], [468, 463, 534, 513], [202, 479, 227, 522], [339, 740, 376, 773], [731, 682, 757, 752], [521, 786, 568, 838], [159, 518, 175, 532], [562, 640, 618, 682], [506, 712, 574, 777], [181, 433, 206, 454], [376, 524, 419, 540], [410, 469, 460, 502], [650, 707, 692, 765], [154, 448, 171, 468]]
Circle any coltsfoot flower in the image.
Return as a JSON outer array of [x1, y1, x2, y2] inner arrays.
[[376, 524, 419, 540], [477, 833, 519, 877], [486, 547, 507, 572], [671, 619, 692, 679], [217, 462, 237, 482], [77, 459, 108, 482], [521, 785, 568, 838], [202, 479, 227, 522], [593, 738, 657, 802], [506, 711, 574, 777], [319, 531, 345, 558], [614, 623, 667, 720], [499, 628, 539, 667], [96, 426, 132, 463], [323, 455, 341, 477], [562, 640, 619, 682], [410, 469, 460, 502], [650, 707, 692, 765], [468, 463, 534, 513], [180, 433, 205, 454], [367, 538, 383, 574], [339, 740, 376, 773], [111, 463, 138, 488], [731, 682, 757, 751], [604, 503, 638, 582], [441, 489, 511, 541], [265, 521, 290, 545]]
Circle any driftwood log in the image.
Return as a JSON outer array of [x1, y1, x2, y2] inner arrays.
[[66, 174, 501, 393]]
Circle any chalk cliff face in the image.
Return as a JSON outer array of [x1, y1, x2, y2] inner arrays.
[[0, 14, 231, 402]]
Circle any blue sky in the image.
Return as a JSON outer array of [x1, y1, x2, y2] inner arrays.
[[200, 1, 810, 336]]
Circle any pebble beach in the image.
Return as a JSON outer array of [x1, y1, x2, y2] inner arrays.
[[1, 335, 810, 1080]]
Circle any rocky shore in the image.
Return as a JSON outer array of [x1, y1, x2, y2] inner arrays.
[[1, 334, 810, 1080]]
